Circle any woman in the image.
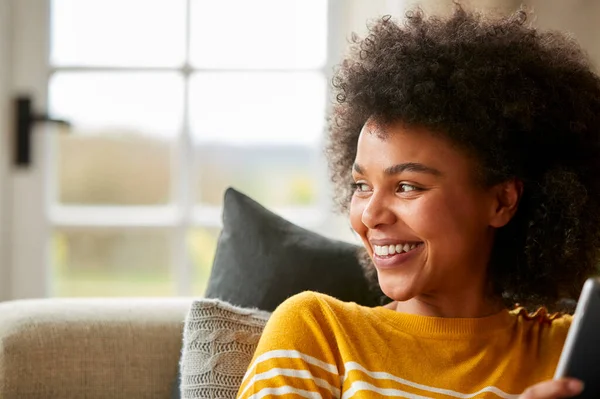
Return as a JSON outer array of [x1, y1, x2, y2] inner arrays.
[[237, 6, 600, 399]]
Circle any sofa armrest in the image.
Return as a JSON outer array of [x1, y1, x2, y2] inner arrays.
[[0, 298, 192, 399]]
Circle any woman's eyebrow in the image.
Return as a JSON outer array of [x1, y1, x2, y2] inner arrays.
[[385, 162, 442, 176], [352, 163, 365, 174], [353, 162, 442, 176]]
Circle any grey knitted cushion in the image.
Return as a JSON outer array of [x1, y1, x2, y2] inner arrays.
[[180, 299, 271, 399]]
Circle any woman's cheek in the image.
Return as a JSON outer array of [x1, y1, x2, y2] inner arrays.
[[406, 193, 446, 228]]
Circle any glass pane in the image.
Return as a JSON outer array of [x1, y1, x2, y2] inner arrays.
[[195, 145, 318, 207], [49, 72, 183, 205], [52, 230, 174, 297], [49, 72, 184, 136], [189, 72, 326, 145], [50, 0, 186, 67], [57, 133, 172, 205], [190, 0, 327, 69], [189, 228, 220, 295]]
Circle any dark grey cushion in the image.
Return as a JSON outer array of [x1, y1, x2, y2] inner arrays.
[[204, 187, 380, 311]]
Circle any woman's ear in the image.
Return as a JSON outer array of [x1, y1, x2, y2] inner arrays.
[[489, 179, 523, 228]]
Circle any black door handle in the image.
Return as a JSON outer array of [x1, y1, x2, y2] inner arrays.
[[13, 95, 71, 168]]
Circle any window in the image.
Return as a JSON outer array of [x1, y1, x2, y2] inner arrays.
[[44, 0, 333, 296]]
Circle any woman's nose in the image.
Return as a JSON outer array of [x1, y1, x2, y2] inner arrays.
[[361, 191, 397, 229]]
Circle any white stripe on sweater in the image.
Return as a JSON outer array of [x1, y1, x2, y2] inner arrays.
[[248, 385, 323, 399], [342, 381, 433, 399], [239, 367, 341, 398], [343, 362, 519, 399], [242, 350, 338, 386]]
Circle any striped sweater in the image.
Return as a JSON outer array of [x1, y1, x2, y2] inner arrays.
[[237, 291, 572, 399]]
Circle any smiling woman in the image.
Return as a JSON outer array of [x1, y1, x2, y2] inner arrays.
[[237, 4, 600, 399]]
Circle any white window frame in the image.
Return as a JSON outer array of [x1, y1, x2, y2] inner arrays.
[[0, 0, 12, 301]]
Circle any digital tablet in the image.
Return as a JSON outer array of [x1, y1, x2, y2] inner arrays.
[[554, 277, 600, 398]]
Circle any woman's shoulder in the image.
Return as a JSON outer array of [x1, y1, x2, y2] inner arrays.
[[509, 306, 573, 335], [256, 292, 367, 354], [265, 291, 373, 337], [509, 306, 573, 322], [274, 291, 366, 319]]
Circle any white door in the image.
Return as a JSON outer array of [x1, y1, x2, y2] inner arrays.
[[7, 0, 342, 299]]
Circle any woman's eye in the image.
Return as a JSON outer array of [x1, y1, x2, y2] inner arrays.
[[399, 183, 418, 192], [352, 183, 370, 192]]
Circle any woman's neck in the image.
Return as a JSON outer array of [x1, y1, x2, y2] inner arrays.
[[385, 288, 505, 318]]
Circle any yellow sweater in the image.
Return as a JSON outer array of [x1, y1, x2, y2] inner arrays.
[[237, 291, 572, 399]]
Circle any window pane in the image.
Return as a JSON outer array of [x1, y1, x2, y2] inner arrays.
[[56, 133, 172, 205], [51, 230, 174, 296], [49, 72, 184, 136], [189, 72, 326, 145], [195, 145, 318, 207], [189, 228, 220, 295], [50, 0, 186, 67], [190, 0, 327, 69], [49, 72, 183, 205]]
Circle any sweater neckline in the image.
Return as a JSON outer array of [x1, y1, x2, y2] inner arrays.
[[369, 305, 515, 338]]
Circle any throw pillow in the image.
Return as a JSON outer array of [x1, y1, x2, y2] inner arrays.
[[205, 187, 382, 311], [180, 299, 271, 399]]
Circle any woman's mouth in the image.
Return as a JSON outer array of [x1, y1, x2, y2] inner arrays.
[[371, 242, 424, 268]]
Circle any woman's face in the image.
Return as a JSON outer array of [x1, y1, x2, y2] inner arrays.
[[350, 122, 507, 304]]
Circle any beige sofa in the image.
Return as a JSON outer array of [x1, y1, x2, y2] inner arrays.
[[0, 297, 193, 399]]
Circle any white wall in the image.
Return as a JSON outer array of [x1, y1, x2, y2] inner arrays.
[[0, 0, 12, 301], [344, 0, 406, 37], [528, 0, 600, 70]]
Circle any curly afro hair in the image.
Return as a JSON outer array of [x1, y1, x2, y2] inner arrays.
[[326, 5, 600, 311]]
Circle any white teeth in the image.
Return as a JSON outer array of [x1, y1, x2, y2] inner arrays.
[[373, 243, 421, 256]]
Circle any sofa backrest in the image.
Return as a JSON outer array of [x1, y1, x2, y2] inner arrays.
[[0, 298, 192, 399]]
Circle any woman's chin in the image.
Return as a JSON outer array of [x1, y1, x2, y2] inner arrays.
[[378, 277, 417, 303]]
